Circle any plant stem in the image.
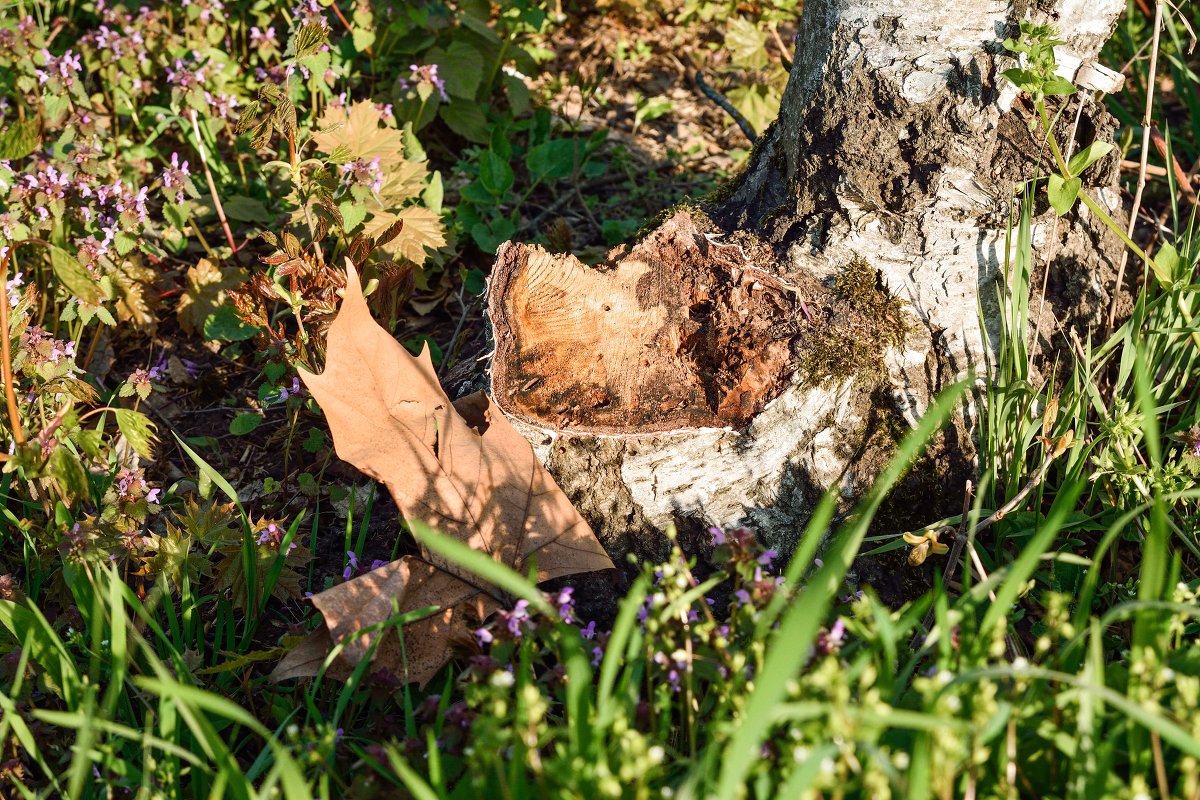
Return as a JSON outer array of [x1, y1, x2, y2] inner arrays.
[[0, 248, 24, 445], [189, 109, 240, 257]]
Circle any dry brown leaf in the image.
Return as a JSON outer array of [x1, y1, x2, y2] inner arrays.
[[273, 261, 612, 687], [177, 259, 249, 335]]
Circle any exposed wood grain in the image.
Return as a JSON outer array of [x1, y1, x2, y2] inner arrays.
[[489, 212, 800, 434]]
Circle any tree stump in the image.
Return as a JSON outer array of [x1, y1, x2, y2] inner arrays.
[[487, 0, 1129, 557]]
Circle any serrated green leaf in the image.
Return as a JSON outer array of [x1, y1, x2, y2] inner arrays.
[[725, 16, 769, 70], [302, 428, 325, 453], [203, 305, 259, 342], [48, 245, 101, 305], [439, 102, 489, 143], [352, 26, 375, 53], [114, 231, 139, 256], [114, 408, 158, 460], [0, 115, 42, 160], [49, 446, 89, 501], [438, 40, 485, 99], [222, 195, 273, 223], [526, 139, 581, 181], [75, 428, 103, 460]]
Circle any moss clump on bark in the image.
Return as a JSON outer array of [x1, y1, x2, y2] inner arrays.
[[798, 254, 912, 386]]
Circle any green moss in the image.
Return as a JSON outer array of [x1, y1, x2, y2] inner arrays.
[[799, 254, 912, 386], [634, 198, 713, 241], [698, 121, 779, 209]]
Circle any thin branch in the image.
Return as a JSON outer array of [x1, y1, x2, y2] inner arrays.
[[189, 108, 240, 258], [1108, 0, 1164, 332]]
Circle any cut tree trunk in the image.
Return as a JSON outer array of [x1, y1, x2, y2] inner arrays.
[[486, 0, 1128, 559]]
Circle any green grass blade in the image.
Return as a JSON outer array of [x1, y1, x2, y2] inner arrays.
[[715, 380, 968, 798]]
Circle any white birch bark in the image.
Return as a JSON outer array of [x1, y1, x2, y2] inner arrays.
[[486, 0, 1128, 557]]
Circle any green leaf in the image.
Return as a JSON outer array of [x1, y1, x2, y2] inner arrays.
[[114, 231, 139, 256], [114, 408, 158, 460], [49, 245, 102, 305], [1042, 75, 1077, 96], [0, 115, 42, 160], [439, 102, 489, 143], [1047, 174, 1082, 216], [526, 139, 581, 181], [0, 600, 80, 700], [1151, 243, 1181, 286], [339, 200, 367, 234], [437, 40, 485, 99], [351, 26, 375, 53], [222, 195, 273, 224], [301, 427, 325, 453], [229, 413, 263, 436], [48, 446, 88, 501], [1066, 141, 1114, 177], [503, 73, 530, 116], [75, 428, 103, 460], [725, 84, 779, 137], [725, 16, 769, 69], [422, 171, 443, 215], [203, 305, 259, 342], [477, 150, 514, 196], [1000, 68, 1037, 93]]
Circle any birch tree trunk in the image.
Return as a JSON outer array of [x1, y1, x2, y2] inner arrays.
[[486, 0, 1128, 559]]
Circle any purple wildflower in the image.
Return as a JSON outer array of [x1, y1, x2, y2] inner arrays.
[[276, 377, 302, 403], [503, 599, 530, 636], [709, 526, 726, 546], [474, 627, 493, 646], [340, 157, 384, 195], [757, 549, 778, 566], [579, 620, 596, 640], [160, 153, 192, 204], [166, 56, 206, 90], [204, 91, 240, 120], [36, 49, 82, 86], [256, 522, 296, 555], [6, 271, 22, 307], [400, 64, 449, 101], [343, 550, 359, 580], [552, 586, 575, 622], [291, 0, 326, 26], [813, 618, 846, 657], [249, 25, 277, 48]]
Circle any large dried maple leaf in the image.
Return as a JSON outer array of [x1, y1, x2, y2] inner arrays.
[[272, 262, 613, 687]]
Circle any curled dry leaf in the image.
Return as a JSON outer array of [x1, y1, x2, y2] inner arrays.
[[272, 261, 613, 687]]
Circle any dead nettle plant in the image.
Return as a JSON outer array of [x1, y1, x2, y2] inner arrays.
[[272, 262, 614, 687]]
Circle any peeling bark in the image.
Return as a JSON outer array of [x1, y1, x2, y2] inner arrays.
[[486, 0, 1128, 554]]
